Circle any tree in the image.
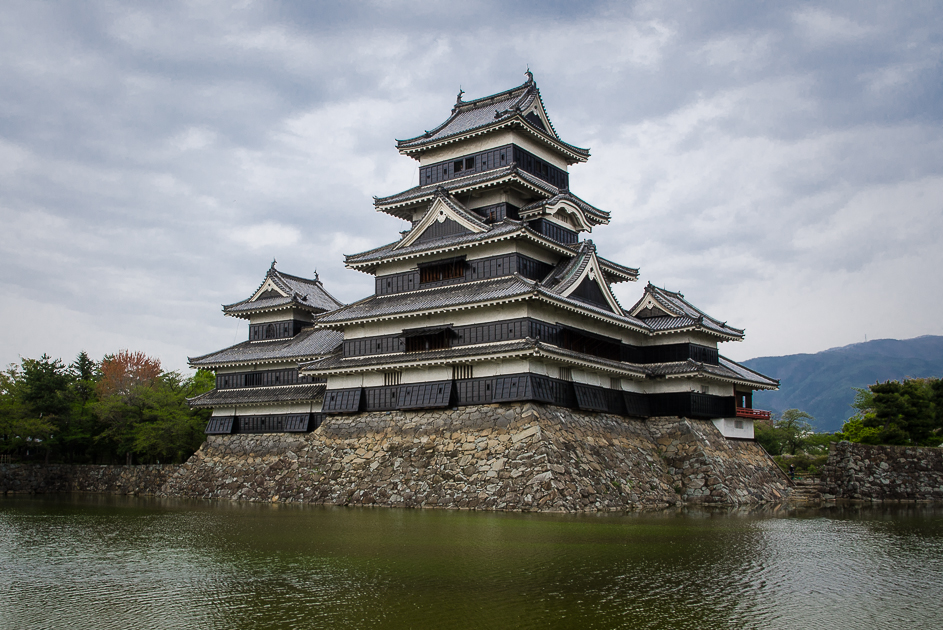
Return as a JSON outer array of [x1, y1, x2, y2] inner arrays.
[[838, 378, 943, 446], [755, 409, 815, 456], [97, 350, 161, 399]]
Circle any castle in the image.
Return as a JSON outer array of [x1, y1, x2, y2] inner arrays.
[[189, 72, 777, 446]]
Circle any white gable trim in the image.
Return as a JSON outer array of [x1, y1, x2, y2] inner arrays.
[[249, 278, 290, 302], [523, 99, 557, 139], [559, 251, 623, 314], [394, 196, 487, 250], [629, 294, 677, 319]]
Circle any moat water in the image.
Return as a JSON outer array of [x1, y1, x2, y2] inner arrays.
[[1, 495, 941, 629]]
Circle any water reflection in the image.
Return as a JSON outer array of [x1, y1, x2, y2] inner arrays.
[[1, 495, 941, 629]]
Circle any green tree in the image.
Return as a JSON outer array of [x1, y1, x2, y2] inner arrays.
[[18, 355, 73, 462], [839, 378, 943, 446], [755, 409, 816, 456]]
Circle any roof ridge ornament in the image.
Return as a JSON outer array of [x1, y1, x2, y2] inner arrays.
[[270, 258, 277, 270], [456, 87, 464, 104], [525, 67, 534, 84]]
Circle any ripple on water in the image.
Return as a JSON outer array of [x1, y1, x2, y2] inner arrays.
[[0, 498, 942, 630]]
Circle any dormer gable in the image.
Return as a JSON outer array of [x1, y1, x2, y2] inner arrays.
[[395, 189, 489, 250], [222, 262, 344, 320], [546, 241, 623, 313], [249, 277, 290, 302], [519, 192, 610, 232]]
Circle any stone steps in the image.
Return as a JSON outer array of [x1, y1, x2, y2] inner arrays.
[[788, 479, 823, 502]]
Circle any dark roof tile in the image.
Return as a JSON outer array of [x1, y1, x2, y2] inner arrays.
[[188, 384, 326, 408], [189, 328, 344, 367]]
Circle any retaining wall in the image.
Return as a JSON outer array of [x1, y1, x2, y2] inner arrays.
[[822, 441, 943, 502], [0, 463, 171, 496]]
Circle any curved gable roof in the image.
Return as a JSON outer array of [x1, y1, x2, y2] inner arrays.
[[395, 73, 590, 163]]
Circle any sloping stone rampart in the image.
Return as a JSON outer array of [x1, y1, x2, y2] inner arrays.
[[1, 404, 791, 510], [822, 442, 943, 502]]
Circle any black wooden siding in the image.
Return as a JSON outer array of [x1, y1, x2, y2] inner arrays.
[[644, 343, 718, 364], [216, 368, 321, 389], [470, 202, 520, 223], [511, 145, 569, 189], [322, 388, 363, 413], [414, 217, 471, 245], [527, 218, 579, 244], [341, 318, 720, 369], [420, 145, 513, 186], [418, 144, 569, 190], [569, 276, 613, 312], [649, 392, 735, 419], [205, 417, 234, 434], [374, 253, 553, 296], [249, 319, 308, 341], [398, 381, 453, 409], [345, 334, 405, 358], [204, 413, 324, 435]]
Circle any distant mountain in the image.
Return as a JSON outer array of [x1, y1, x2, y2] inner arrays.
[[742, 336, 943, 432]]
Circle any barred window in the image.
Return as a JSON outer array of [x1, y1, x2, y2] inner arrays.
[[558, 367, 572, 382], [452, 365, 474, 380], [384, 371, 402, 386]]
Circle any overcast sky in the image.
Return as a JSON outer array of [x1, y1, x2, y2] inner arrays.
[[1, 1, 941, 373]]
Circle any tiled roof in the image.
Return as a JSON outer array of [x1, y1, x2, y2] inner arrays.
[[317, 275, 537, 324], [345, 220, 525, 267], [301, 339, 537, 373], [628, 283, 744, 339], [395, 76, 589, 160], [223, 264, 344, 317], [519, 191, 610, 225], [188, 384, 326, 408], [648, 357, 778, 389], [300, 338, 648, 379], [544, 240, 593, 294], [595, 255, 639, 283], [188, 327, 344, 368], [374, 164, 560, 212], [718, 356, 779, 389]]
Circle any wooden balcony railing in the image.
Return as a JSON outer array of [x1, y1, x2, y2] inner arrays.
[[736, 407, 771, 420]]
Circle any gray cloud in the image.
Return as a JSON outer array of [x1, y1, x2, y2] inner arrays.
[[1, 0, 941, 372]]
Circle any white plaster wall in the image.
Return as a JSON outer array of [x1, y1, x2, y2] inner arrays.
[[402, 366, 452, 383], [712, 417, 755, 440], [330, 374, 365, 388], [248, 309, 314, 325], [416, 130, 569, 170], [210, 401, 321, 416]]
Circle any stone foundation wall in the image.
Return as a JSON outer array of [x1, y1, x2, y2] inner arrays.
[[822, 442, 943, 502], [1, 404, 792, 511], [0, 463, 171, 496], [160, 403, 789, 511]]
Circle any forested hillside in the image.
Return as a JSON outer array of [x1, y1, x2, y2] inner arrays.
[[743, 336, 943, 432]]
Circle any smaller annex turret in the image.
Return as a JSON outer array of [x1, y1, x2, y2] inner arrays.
[[188, 263, 344, 434]]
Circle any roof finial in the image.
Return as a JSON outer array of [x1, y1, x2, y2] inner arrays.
[[456, 86, 464, 104], [270, 258, 277, 270], [525, 67, 534, 84], [314, 269, 319, 283]]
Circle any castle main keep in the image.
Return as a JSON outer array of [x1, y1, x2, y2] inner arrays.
[[184, 73, 787, 509]]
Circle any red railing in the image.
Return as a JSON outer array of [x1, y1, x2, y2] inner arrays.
[[736, 407, 771, 420]]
